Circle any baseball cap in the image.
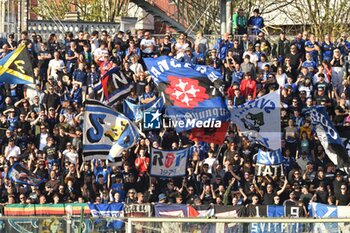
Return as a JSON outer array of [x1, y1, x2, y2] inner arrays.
[[158, 193, 166, 201]]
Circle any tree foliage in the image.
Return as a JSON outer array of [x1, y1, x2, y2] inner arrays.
[[33, 0, 129, 22], [279, 0, 350, 39]]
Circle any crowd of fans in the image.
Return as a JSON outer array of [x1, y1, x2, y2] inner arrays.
[[1, 9, 350, 216]]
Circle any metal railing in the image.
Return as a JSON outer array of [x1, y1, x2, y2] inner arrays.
[[127, 217, 350, 233], [0, 216, 349, 233]]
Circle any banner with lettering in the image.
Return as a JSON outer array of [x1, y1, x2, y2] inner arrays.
[[144, 56, 230, 133], [255, 149, 284, 176], [124, 204, 152, 217], [306, 107, 350, 174], [150, 147, 190, 177], [88, 203, 124, 230], [231, 90, 281, 150], [249, 205, 303, 233], [83, 99, 140, 162]]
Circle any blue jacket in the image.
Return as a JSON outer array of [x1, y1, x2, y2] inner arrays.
[[73, 69, 87, 86], [248, 16, 264, 34]]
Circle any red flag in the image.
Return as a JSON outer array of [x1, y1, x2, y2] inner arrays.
[[189, 122, 229, 144], [187, 205, 200, 217]]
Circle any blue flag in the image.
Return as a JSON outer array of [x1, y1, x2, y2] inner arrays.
[[309, 202, 338, 218], [267, 205, 285, 217], [256, 149, 283, 165], [0, 44, 34, 84], [88, 203, 124, 230], [309, 202, 340, 233], [154, 204, 189, 217], [123, 97, 164, 122], [305, 106, 350, 174], [93, 67, 133, 106], [8, 162, 46, 186], [192, 64, 223, 82], [255, 149, 284, 177], [83, 99, 141, 162], [144, 56, 229, 132]]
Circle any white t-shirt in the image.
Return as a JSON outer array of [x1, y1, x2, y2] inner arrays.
[[312, 72, 329, 85], [298, 85, 313, 98], [6, 145, 21, 159], [140, 38, 155, 54], [130, 63, 144, 75], [39, 133, 48, 151], [174, 43, 189, 59], [48, 59, 65, 78], [257, 61, 270, 73], [63, 149, 78, 164], [203, 157, 218, 174], [93, 48, 109, 61], [242, 51, 259, 64], [276, 73, 287, 87], [25, 84, 39, 104], [91, 37, 100, 53]]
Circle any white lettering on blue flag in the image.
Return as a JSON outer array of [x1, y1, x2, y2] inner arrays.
[[257, 149, 282, 165]]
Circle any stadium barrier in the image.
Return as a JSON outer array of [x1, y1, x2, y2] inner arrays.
[[0, 215, 349, 232], [126, 217, 350, 233]]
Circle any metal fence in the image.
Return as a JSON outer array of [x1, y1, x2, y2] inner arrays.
[[127, 217, 350, 233], [0, 216, 350, 233]]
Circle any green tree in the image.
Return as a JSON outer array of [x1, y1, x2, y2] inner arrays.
[[33, 0, 129, 22]]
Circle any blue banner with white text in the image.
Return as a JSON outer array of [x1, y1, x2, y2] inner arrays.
[[144, 56, 230, 132]]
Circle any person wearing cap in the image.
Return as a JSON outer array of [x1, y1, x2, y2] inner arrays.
[[314, 86, 331, 107], [254, 43, 264, 61], [125, 188, 137, 204], [333, 172, 345, 197], [272, 31, 290, 64], [336, 184, 350, 205], [207, 49, 222, 71], [183, 47, 197, 65], [165, 30, 176, 44], [314, 72, 331, 97], [159, 35, 172, 56], [6, 33, 17, 51], [4, 137, 21, 160], [158, 193, 167, 203]]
